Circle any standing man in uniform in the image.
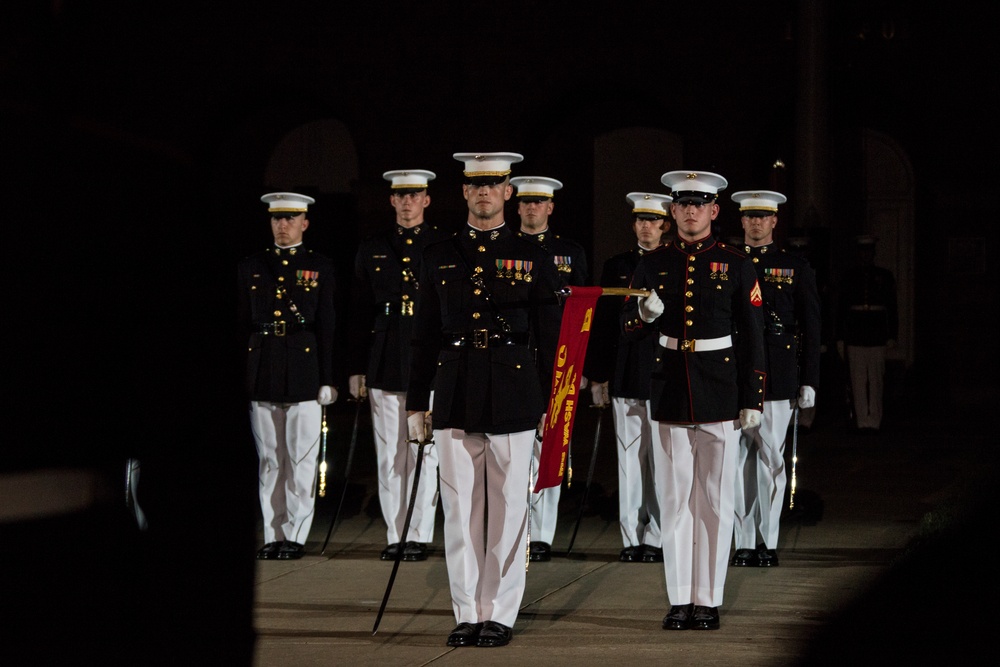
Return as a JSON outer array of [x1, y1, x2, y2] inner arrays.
[[729, 190, 821, 568], [623, 171, 765, 631], [349, 170, 445, 562], [406, 153, 563, 648], [836, 235, 898, 433], [238, 192, 339, 561], [510, 175, 590, 563], [587, 192, 671, 563]]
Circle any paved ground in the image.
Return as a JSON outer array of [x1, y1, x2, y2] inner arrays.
[[250, 395, 994, 666]]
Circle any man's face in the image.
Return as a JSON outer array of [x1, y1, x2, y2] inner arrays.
[[633, 217, 667, 248], [741, 213, 777, 246], [517, 199, 553, 232], [271, 213, 309, 246], [670, 199, 718, 242], [390, 191, 430, 227], [462, 179, 512, 221]]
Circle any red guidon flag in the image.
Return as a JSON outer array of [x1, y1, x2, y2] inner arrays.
[[535, 286, 603, 491]]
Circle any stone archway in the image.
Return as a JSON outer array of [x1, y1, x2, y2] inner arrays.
[[862, 128, 915, 369]]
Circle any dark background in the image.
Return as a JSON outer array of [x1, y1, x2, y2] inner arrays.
[[2, 0, 995, 663]]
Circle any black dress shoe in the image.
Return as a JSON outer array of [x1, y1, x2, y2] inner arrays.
[[276, 541, 305, 560], [528, 541, 551, 562], [731, 548, 758, 567], [640, 545, 664, 563], [756, 546, 779, 567], [380, 543, 400, 561], [446, 622, 482, 647], [476, 620, 513, 647], [402, 541, 428, 562], [619, 546, 641, 562], [691, 605, 720, 630], [662, 603, 694, 630], [256, 542, 282, 560]]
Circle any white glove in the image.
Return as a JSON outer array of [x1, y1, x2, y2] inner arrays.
[[798, 385, 816, 409], [317, 385, 337, 406], [638, 289, 664, 323], [579, 375, 589, 391], [590, 381, 610, 407], [739, 408, 761, 430], [348, 374, 367, 399], [537, 413, 547, 440], [407, 411, 432, 443]]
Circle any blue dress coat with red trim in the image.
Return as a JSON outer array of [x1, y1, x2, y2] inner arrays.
[[407, 224, 563, 434], [237, 245, 337, 403], [622, 238, 766, 423], [348, 222, 448, 391], [742, 242, 821, 400]]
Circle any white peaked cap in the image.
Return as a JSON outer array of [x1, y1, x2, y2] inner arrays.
[[261, 192, 315, 213], [730, 190, 787, 213], [382, 169, 436, 189], [453, 152, 524, 178], [626, 192, 672, 216], [510, 176, 563, 199]]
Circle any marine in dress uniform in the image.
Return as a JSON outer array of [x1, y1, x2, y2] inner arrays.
[[728, 191, 821, 568], [622, 171, 766, 631], [510, 175, 590, 563], [238, 193, 338, 561], [348, 169, 444, 562], [586, 192, 672, 563], [406, 153, 563, 648], [835, 235, 898, 433]]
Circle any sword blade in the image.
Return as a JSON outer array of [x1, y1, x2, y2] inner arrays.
[[372, 437, 428, 635], [566, 406, 604, 555], [789, 404, 799, 510], [321, 397, 365, 555]]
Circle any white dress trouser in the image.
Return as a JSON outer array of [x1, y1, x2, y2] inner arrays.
[[437, 428, 534, 628], [370, 388, 438, 544], [612, 397, 660, 548], [250, 400, 321, 545], [734, 399, 794, 550], [529, 434, 560, 544], [654, 420, 739, 608], [847, 345, 886, 429]]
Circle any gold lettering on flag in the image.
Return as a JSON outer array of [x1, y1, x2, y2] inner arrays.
[[535, 286, 603, 491]]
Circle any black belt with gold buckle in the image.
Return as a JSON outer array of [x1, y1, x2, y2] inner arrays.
[[444, 330, 530, 349], [254, 321, 313, 336]]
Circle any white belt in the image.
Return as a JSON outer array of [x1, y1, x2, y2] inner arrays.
[[659, 334, 732, 352], [0, 468, 117, 523]]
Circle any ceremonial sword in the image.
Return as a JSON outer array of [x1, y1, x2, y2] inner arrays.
[[372, 427, 432, 635], [321, 396, 365, 555], [318, 405, 328, 498], [789, 403, 799, 510], [565, 404, 605, 555]]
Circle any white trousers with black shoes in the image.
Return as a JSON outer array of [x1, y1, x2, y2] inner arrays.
[[250, 400, 321, 545], [612, 397, 660, 548], [370, 388, 438, 545], [733, 398, 794, 550], [654, 420, 739, 608], [436, 428, 534, 629]]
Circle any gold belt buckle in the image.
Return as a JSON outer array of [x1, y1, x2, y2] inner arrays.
[[473, 329, 489, 349], [401, 301, 414, 316], [274, 321, 286, 337], [680, 339, 694, 352]]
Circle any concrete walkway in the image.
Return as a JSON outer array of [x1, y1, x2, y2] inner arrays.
[[251, 402, 993, 666]]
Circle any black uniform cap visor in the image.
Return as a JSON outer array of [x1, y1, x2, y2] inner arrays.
[[672, 191, 717, 205], [466, 175, 508, 186]]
